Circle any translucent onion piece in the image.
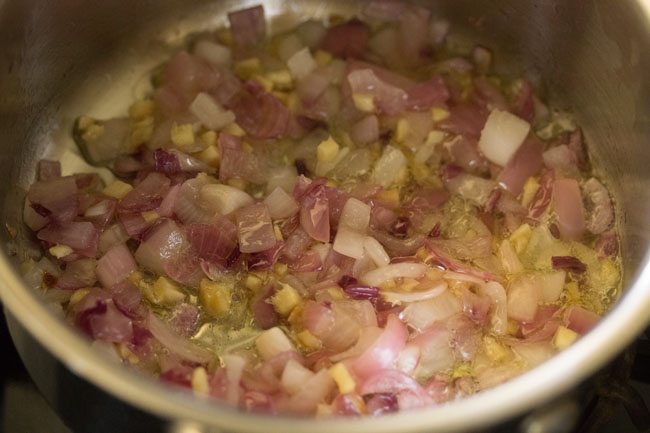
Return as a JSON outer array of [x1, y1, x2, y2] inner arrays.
[[287, 47, 317, 80], [200, 183, 254, 216], [190, 92, 235, 131], [255, 327, 296, 361], [360, 262, 427, 287], [339, 197, 371, 233], [333, 225, 366, 259], [553, 178, 586, 240], [507, 276, 540, 323], [147, 312, 213, 364], [350, 315, 407, 379], [193, 40, 231, 66], [382, 280, 447, 304], [281, 358, 314, 395], [401, 291, 461, 331], [96, 244, 137, 288], [264, 186, 299, 219], [482, 281, 508, 335], [363, 236, 390, 267], [478, 109, 531, 166], [371, 146, 407, 188]]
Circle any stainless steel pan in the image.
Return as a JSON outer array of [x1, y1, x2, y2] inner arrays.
[[1, 0, 650, 432]]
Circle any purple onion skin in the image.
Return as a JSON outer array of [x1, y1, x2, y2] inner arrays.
[[551, 256, 587, 274]]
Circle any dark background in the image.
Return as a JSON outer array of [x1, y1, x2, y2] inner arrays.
[[0, 308, 647, 433]]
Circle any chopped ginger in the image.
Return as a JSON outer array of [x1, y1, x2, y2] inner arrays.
[[103, 180, 133, 200], [272, 283, 302, 316], [329, 363, 356, 394], [317, 136, 340, 163], [199, 278, 232, 317], [553, 326, 579, 350], [352, 93, 375, 112]]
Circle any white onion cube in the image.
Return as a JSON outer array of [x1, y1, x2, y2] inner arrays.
[[287, 47, 317, 80], [333, 225, 366, 259], [478, 109, 531, 166], [255, 327, 295, 361]]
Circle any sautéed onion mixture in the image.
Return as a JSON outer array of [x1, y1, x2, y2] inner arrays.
[[22, 1, 621, 416]]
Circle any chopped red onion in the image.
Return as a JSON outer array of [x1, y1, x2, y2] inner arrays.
[[528, 170, 554, 219], [98, 223, 130, 255], [252, 284, 279, 330], [164, 251, 204, 287], [84, 199, 117, 229], [350, 315, 407, 379], [157, 184, 180, 218], [108, 280, 142, 318], [512, 79, 535, 122], [190, 92, 235, 130], [364, 393, 399, 416], [96, 243, 138, 288], [187, 220, 239, 268], [564, 306, 600, 335], [88, 301, 134, 343], [339, 275, 380, 302], [134, 219, 188, 275], [119, 172, 171, 213], [28, 176, 79, 223], [229, 84, 290, 139], [321, 19, 369, 59], [553, 178, 585, 240], [248, 241, 284, 271], [348, 69, 407, 116], [439, 101, 488, 138], [300, 186, 330, 242], [359, 369, 429, 402], [264, 187, 299, 220], [38, 221, 99, 257], [23, 199, 49, 231], [371, 230, 425, 257], [174, 177, 216, 224], [595, 231, 619, 259], [497, 137, 544, 196], [154, 149, 182, 175], [168, 303, 199, 338], [228, 5, 266, 50], [236, 203, 276, 253], [117, 211, 151, 238], [147, 312, 213, 364]]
